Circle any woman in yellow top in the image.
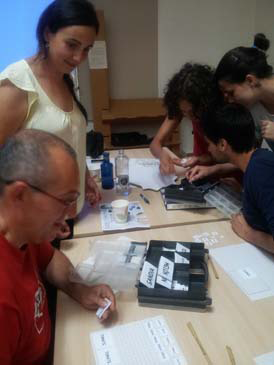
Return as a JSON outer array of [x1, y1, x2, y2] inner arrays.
[[0, 0, 101, 237]]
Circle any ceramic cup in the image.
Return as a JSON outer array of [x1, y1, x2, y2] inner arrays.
[[111, 199, 129, 223]]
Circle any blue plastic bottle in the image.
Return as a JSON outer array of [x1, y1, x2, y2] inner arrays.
[[101, 152, 114, 189]]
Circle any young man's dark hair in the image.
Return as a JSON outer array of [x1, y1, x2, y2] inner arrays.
[[200, 103, 274, 254], [201, 103, 257, 153]]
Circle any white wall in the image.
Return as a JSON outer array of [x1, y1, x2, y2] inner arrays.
[[255, 0, 274, 66], [0, 0, 52, 72], [158, 0, 256, 97], [91, 0, 158, 99], [78, 0, 158, 124]]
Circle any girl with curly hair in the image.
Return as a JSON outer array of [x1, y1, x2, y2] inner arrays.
[[150, 63, 215, 176]]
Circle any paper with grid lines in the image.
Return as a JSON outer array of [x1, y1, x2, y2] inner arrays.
[[90, 315, 187, 365]]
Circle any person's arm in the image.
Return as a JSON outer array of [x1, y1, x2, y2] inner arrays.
[[44, 249, 116, 320], [261, 120, 274, 141], [231, 213, 274, 254], [185, 162, 238, 182], [150, 116, 182, 175], [0, 80, 28, 145], [173, 154, 213, 169], [85, 167, 102, 206]]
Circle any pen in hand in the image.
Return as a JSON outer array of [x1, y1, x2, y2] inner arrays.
[[140, 193, 150, 204]]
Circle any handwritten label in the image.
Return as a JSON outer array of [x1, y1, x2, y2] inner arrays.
[[174, 252, 189, 264], [140, 261, 157, 288], [238, 267, 257, 280], [173, 357, 188, 365], [92, 331, 114, 350], [176, 243, 190, 253], [156, 274, 172, 289], [158, 256, 174, 282], [96, 348, 120, 365], [96, 298, 112, 319]]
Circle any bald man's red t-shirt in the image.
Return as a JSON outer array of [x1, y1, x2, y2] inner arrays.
[[0, 236, 54, 365]]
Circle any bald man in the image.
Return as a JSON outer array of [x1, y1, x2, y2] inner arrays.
[[0, 129, 115, 365]]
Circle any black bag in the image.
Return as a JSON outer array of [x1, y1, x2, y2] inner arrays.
[[111, 132, 152, 147], [86, 130, 104, 158]]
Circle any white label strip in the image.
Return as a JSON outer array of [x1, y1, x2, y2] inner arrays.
[[140, 261, 157, 288]]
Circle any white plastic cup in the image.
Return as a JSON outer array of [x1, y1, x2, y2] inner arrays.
[[111, 199, 129, 223]]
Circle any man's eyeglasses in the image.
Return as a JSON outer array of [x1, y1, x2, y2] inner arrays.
[[0, 178, 80, 208]]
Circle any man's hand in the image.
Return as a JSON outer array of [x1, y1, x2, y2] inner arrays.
[[261, 120, 274, 140], [76, 284, 116, 321], [172, 156, 200, 170], [231, 213, 254, 241], [220, 177, 242, 193], [159, 150, 176, 175], [230, 213, 274, 254], [86, 174, 101, 206], [179, 156, 200, 168], [45, 250, 116, 321], [185, 165, 217, 182], [177, 154, 212, 169]]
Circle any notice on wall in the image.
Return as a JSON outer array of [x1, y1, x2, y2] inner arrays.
[[88, 40, 108, 69]]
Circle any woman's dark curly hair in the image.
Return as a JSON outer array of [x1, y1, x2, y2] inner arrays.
[[163, 63, 215, 120]]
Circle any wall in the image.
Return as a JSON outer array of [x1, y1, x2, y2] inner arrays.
[[254, 0, 274, 66], [0, 0, 52, 72], [78, 0, 158, 123], [157, 0, 256, 96]]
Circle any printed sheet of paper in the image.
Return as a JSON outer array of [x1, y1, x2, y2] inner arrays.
[[255, 351, 274, 365], [88, 40, 108, 69], [90, 315, 187, 365], [210, 243, 274, 300], [129, 158, 176, 191], [100, 201, 150, 231]]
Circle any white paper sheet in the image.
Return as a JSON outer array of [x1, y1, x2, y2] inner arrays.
[[90, 315, 187, 365], [88, 40, 108, 69], [100, 201, 150, 231], [255, 351, 274, 365], [210, 243, 274, 300], [86, 157, 114, 171], [129, 158, 176, 191]]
